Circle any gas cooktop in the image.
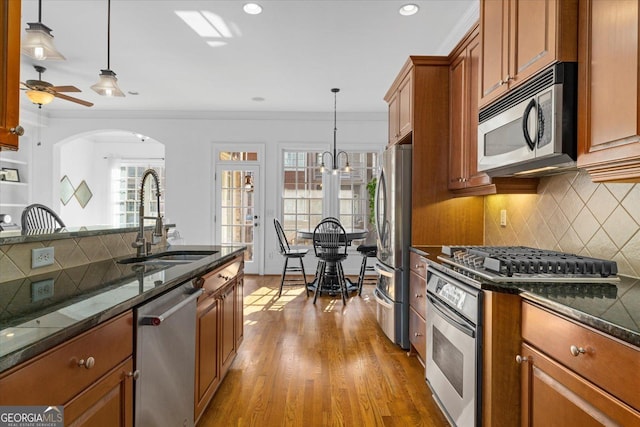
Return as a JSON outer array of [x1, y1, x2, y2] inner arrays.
[[439, 246, 619, 283]]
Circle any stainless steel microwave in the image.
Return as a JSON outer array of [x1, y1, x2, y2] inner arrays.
[[477, 62, 578, 177]]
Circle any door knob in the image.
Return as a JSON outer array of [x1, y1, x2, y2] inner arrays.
[[10, 125, 24, 136]]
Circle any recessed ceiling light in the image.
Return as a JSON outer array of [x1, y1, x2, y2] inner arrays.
[[252, 97, 265, 102], [399, 4, 419, 16], [207, 41, 228, 48], [243, 3, 263, 15], [128, 91, 139, 95]]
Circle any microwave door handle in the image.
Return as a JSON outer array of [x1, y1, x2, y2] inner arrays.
[[522, 98, 537, 151]]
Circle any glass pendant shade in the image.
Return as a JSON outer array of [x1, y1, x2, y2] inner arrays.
[[25, 89, 55, 105], [91, 69, 125, 97], [22, 22, 66, 60]]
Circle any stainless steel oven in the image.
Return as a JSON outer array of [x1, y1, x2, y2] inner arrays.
[[426, 268, 482, 427]]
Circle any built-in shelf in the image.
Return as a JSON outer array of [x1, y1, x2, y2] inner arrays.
[[0, 158, 27, 165], [0, 203, 27, 208], [0, 181, 27, 187]]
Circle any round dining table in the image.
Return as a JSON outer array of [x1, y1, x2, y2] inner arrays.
[[297, 228, 369, 294]]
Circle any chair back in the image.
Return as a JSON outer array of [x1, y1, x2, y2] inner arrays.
[[274, 218, 290, 254], [312, 218, 347, 258], [21, 204, 66, 232]]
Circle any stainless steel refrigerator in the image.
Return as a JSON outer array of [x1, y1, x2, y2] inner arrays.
[[373, 143, 412, 350]]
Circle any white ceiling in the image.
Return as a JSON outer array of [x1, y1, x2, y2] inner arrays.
[[19, 0, 478, 116]]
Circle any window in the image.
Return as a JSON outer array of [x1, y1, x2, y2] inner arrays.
[[281, 151, 323, 244], [338, 152, 378, 230], [113, 162, 165, 227], [281, 150, 378, 244]]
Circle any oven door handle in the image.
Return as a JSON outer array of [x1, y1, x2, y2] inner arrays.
[[427, 294, 475, 338]]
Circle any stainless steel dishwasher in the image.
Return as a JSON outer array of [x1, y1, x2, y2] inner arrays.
[[135, 282, 203, 427]]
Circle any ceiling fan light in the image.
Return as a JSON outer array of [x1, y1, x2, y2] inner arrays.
[[25, 89, 55, 105], [91, 70, 125, 97], [22, 23, 66, 60]]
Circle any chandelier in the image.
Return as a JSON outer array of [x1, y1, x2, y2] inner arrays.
[[319, 88, 350, 175]]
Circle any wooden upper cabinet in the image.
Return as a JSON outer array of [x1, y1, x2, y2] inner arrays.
[[0, 0, 21, 151], [385, 67, 413, 145], [449, 26, 494, 194], [577, 0, 640, 182], [479, 0, 578, 108]]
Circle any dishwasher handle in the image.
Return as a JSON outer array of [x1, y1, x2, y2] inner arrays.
[[140, 288, 203, 326]]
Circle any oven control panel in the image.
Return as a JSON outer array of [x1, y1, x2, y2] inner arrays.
[[427, 269, 480, 325]]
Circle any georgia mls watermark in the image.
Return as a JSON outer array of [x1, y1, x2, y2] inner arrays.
[[0, 406, 63, 427]]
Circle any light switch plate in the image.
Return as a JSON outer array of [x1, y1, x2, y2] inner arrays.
[[32, 279, 54, 302], [500, 209, 507, 227], [32, 247, 55, 268]]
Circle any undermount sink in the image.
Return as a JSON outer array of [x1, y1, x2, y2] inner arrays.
[[117, 250, 218, 265]]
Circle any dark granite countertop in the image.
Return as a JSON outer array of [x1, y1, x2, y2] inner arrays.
[[410, 246, 640, 348], [0, 224, 177, 245], [0, 245, 245, 373]]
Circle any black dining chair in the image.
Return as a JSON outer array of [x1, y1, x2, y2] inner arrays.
[[274, 218, 309, 297], [21, 204, 66, 232], [312, 217, 349, 304], [356, 243, 377, 295]]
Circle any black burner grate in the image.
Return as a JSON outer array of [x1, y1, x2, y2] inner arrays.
[[446, 246, 618, 278]]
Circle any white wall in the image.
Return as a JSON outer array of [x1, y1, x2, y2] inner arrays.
[[27, 111, 387, 274]]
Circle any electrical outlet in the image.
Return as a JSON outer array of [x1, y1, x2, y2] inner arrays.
[[32, 247, 55, 268], [32, 279, 54, 302], [500, 209, 507, 227]]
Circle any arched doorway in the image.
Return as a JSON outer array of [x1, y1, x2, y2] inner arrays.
[[55, 130, 165, 228]]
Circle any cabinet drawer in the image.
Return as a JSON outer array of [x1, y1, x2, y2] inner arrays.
[[409, 251, 427, 279], [198, 256, 243, 297], [0, 311, 133, 405], [409, 270, 426, 318], [522, 302, 640, 410], [409, 306, 426, 363]]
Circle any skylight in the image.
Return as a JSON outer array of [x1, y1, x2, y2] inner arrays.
[[175, 10, 233, 47]]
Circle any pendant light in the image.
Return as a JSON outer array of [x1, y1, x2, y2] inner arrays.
[[22, 0, 66, 60], [319, 88, 350, 175], [91, 0, 125, 97]]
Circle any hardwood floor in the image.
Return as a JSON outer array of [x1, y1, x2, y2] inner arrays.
[[198, 275, 449, 427]]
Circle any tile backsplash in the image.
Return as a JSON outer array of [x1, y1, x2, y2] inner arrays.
[[485, 169, 639, 278], [0, 230, 167, 282]]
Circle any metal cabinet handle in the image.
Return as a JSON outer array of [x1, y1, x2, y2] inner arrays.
[[515, 354, 529, 364], [10, 125, 24, 136], [570, 345, 586, 357], [126, 370, 140, 380], [505, 74, 514, 82], [414, 293, 423, 298], [414, 264, 423, 269], [78, 357, 95, 369], [414, 332, 423, 337]]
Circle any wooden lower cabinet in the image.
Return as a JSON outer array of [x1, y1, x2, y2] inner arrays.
[[408, 251, 427, 364], [194, 255, 244, 424], [64, 358, 133, 427], [519, 343, 640, 426], [519, 302, 640, 426], [0, 311, 134, 426]]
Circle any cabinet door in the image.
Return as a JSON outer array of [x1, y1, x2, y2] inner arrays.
[[398, 73, 413, 139], [520, 343, 640, 426], [195, 296, 220, 421], [511, 0, 558, 85], [235, 275, 244, 348], [0, 0, 21, 150], [388, 92, 400, 144], [464, 34, 493, 189], [480, 0, 509, 106], [409, 306, 426, 364], [64, 358, 134, 427], [449, 51, 467, 190], [577, 0, 640, 182], [220, 281, 237, 375]]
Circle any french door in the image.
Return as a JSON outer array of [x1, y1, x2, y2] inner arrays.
[[216, 165, 261, 274]]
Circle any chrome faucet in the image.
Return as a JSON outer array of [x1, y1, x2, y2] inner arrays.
[[132, 169, 164, 257]]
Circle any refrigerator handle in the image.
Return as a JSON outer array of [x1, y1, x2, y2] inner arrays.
[[374, 170, 384, 243]]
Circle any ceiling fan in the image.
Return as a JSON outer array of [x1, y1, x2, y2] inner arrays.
[[21, 65, 94, 107]]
